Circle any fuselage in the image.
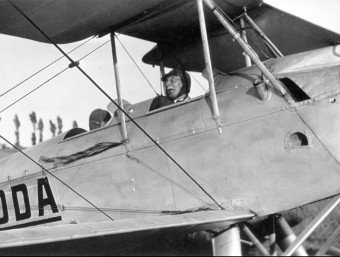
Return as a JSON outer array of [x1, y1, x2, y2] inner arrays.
[[1, 45, 340, 230]]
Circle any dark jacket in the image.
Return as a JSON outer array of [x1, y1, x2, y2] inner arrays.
[[149, 96, 174, 111]]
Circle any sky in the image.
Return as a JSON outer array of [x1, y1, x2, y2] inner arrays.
[[0, 0, 339, 147]]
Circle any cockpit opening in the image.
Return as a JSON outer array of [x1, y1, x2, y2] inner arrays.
[[89, 109, 112, 131], [63, 128, 87, 140], [279, 78, 311, 102]]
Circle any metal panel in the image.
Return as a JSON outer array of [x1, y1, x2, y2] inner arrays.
[[144, 99, 204, 143], [51, 136, 176, 222], [163, 106, 340, 215], [298, 97, 340, 164], [0, 132, 68, 183]]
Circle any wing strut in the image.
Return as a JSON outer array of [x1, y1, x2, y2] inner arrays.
[[7, 0, 225, 212], [242, 9, 284, 58], [202, 0, 287, 97], [158, 47, 166, 96], [197, 0, 222, 134], [110, 33, 128, 140], [283, 194, 340, 256], [240, 17, 252, 67]]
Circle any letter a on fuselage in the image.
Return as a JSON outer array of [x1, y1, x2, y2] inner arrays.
[[38, 177, 58, 216]]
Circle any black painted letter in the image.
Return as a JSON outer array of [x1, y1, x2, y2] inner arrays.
[[12, 184, 31, 221], [0, 190, 9, 225], [38, 178, 58, 216]]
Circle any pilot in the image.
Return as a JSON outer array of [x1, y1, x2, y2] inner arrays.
[[149, 68, 191, 111], [89, 109, 112, 131]]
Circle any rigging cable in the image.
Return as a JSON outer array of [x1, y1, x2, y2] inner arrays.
[[214, 3, 272, 59], [8, 0, 224, 211], [190, 72, 209, 94], [0, 135, 115, 221], [0, 67, 68, 114], [61, 206, 213, 216], [0, 36, 96, 100], [78, 39, 111, 62], [0, 39, 111, 114], [115, 35, 159, 96]]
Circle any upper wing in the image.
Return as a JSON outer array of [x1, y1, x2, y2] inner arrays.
[[0, 0, 171, 44], [142, 3, 340, 73], [0, 210, 254, 249], [0, 0, 260, 44], [1, 0, 339, 73]]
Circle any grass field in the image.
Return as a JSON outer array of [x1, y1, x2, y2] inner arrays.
[[283, 198, 340, 250]]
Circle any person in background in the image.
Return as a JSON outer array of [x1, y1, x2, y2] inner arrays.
[[89, 109, 112, 131], [149, 68, 191, 111]]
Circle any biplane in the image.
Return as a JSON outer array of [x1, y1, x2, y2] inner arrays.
[[0, 0, 340, 255]]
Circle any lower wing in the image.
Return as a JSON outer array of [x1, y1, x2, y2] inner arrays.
[[0, 209, 254, 249]]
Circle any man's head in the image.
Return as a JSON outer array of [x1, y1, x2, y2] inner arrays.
[[161, 69, 191, 100], [89, 109, 112, 130]]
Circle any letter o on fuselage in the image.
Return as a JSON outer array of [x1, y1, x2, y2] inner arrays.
[[11, 184, 31, 221], [0, 190, 9, 225]]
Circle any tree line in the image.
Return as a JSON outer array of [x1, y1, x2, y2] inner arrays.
[[13, 112, 78, 147]]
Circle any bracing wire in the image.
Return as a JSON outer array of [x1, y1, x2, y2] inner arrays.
[[115, 35, 159, 96], [214, 3, 272, 59], [8, 0, 224, 211], [189, 72, 208, 94], [60, 206, 213, 215], [0, 38, 110, 115], [0, 135, 115, 221], [0, 36, 96, 100], [78, 39, 111, 62], [0, 67, 69, 114]]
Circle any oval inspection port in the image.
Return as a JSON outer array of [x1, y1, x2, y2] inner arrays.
[[285, 131, 312, 149]]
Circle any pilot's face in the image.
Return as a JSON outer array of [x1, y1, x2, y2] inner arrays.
[[164, 76, 185, 100]]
